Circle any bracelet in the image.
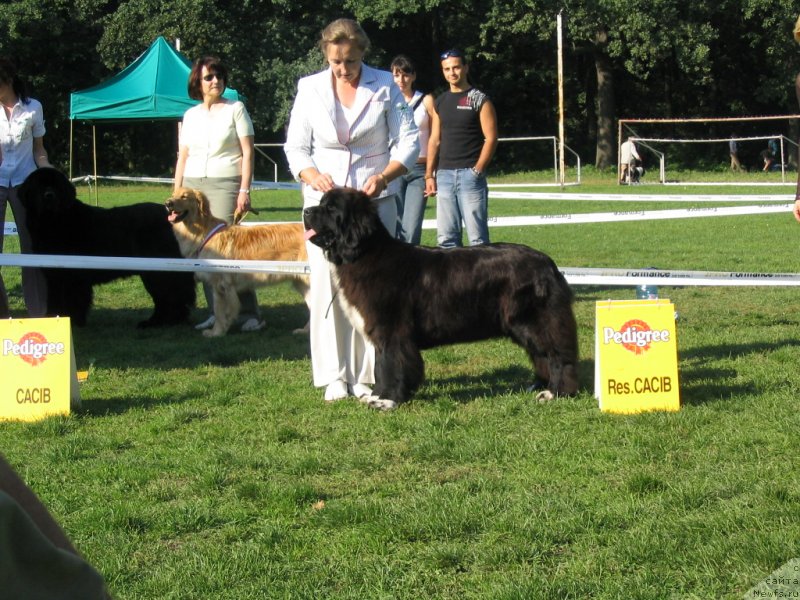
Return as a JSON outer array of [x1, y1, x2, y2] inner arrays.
[[378, 173, 388, 187], [425, 175, 435, 180], [239, 189, 250, 194]]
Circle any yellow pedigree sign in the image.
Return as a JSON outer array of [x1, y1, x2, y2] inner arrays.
[[0, 318, 80, 422], [595, 299, 680, 414]]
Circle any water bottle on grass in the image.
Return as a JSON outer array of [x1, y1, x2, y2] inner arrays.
[[635, 267, 659, 300]]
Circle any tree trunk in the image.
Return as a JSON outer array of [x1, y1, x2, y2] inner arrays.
[[594, 33, 615, 169]]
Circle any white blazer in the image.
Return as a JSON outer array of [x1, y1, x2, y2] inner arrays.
[[284, 63, 419, 204]]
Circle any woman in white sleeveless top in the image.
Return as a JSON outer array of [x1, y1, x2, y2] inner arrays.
[[391, 55, 434, 245]]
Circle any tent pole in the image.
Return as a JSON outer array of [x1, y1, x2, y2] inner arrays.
[[92, 125, 98, 206], [69, 120, 73, 180]]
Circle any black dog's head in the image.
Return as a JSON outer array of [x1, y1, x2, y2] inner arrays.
[[302, 188, 389, 265], [17, 167, 77, 223]]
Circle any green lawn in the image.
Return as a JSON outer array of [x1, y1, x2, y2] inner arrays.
[[1, 176, 799, 598]]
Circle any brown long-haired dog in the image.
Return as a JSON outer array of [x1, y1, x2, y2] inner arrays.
[[166, 188, 310, 337]]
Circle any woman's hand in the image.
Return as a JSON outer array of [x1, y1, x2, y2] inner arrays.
[[793, 199, 800, 223], [236, 190, 251, 215], [362, 173, 388, 198], [306, 170, 335, 193]]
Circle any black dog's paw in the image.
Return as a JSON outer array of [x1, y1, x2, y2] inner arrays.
[[363, 396, 399, 411], [526, 379, 555, 403]]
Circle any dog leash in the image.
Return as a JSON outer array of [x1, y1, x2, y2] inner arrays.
[[325, 291, 338, 320], [193, 222, 227, 258]]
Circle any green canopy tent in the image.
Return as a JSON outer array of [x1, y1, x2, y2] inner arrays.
[[69, 37, 240, 197]]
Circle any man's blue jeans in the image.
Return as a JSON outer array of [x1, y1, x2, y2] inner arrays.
[[435, 168, 490, 247]]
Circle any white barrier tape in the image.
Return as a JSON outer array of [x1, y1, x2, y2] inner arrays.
[[421, 203, 791, 229], [561, 267, 800, 287], [72, 175, 302, 191], [252, 181, 302, 191], [489, 191, 791, 202], [664, 182, 795, 188], [0, 253, 310, 275], [1, 254, 799, 287], [5, 203, 791, 239]]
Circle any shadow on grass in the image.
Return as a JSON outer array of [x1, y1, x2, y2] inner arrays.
[[77, 391, 193, 417], [70, 303, 310, 370], [247, 205, 302, 218], [417, 357, 595, 405], [676, 338, 800, 405]]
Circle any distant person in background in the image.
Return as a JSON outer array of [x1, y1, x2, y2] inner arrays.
[[762, 137, 780, 172], [729, 137, 742, 171], [619, 136, 641, 184], [173, 56, 263, 333], [391, 55, 434, 245], [0, 57, 50, 319]]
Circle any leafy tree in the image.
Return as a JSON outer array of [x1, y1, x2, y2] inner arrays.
[[2, 0, 799, 176]]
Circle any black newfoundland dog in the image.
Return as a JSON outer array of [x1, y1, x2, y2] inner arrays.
[[18, 168, 195, 327], [303, 188, 579, 410]]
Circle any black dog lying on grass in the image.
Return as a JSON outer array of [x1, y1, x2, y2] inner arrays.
[[302, 187, 579, 410], [18, 168, 195, 327]]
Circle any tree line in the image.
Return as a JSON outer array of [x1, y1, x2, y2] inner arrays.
[[3, 0, 799, 178]]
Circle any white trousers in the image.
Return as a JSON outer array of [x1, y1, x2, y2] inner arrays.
[[304, 193, 397, 388]]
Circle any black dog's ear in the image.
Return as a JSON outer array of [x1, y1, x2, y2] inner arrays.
[[48, 168, 77, 214], [331, 189, 381, 264], [19, 168, 76, 219]]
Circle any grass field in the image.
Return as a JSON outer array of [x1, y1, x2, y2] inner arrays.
[[1, 172, 799, 598]]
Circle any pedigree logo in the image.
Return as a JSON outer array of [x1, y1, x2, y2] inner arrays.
[[603, 320, 670, 355], [2, 332, 65, 366]]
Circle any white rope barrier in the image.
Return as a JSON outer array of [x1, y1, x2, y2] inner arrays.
[[68, 174, 301, 191], [4, 197, 792, 237], [2, 254, 799, 287], [488, 191, 792, 202], [561, 267, 800, 287], [1, 194, 795, 287], [0, 254, 310, 275], [8, 203, 784, 237], [421, 203, 791, 228]]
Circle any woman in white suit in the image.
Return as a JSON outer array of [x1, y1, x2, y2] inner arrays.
[[285, 18, 419, 402]]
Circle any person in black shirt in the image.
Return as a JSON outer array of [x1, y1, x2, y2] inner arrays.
[[425, 49, 498, 247]]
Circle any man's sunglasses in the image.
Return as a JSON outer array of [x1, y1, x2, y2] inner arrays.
[[440, 49, 463, 60]]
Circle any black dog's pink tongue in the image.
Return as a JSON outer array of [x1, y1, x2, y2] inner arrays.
[[304, 228, 317, 241]]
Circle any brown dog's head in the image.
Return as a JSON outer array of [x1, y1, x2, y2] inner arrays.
[[165, 188, 210, 225]]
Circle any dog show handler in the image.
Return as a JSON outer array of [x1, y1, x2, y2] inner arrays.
[[284, 18, 419, 403]]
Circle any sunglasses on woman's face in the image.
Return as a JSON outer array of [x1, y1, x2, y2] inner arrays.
[[203, 73, 222, 82]]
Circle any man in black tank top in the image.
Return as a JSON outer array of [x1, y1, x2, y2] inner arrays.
[[425, 48, 498, 247]]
